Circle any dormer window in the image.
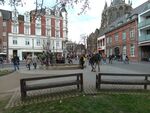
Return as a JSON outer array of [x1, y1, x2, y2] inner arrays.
[[24, 12, 30, 22], [36, 17, 41, 28], [12, 10, 18, 23]]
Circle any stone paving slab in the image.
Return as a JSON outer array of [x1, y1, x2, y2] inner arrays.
[[1, 63, 150, 109]]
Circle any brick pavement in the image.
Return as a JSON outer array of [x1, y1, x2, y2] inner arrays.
[[1, 63, 150, 108], [0, 63, 142, 95]]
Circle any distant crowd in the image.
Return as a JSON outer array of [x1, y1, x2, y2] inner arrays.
[[6, 51, 130, 72]]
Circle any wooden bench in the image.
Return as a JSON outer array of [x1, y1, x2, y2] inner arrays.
[[96, 73, 150, 90], [20, 73, 83, 99]]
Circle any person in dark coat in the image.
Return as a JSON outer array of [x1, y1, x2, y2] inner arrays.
[[79, 54, 85, 69], [89, 54, 96, 72], [12, 54, 20, 71]]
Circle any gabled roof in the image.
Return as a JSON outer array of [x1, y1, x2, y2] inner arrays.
[[0, 9, 11, 20]]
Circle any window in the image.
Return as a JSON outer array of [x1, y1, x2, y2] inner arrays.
[[122, 32, 126, 40], [56, 30, 60, 38], [25, 14, 30, 22], [55, 10, 60, 17], [107, 48, 109, 57], [46, 29, 51, 36], [24, 26, 30, 34], [3, 22, 6, 27], [35, 27, 41, 35], [130, 44, 135, 56], [46, 18, 51, 26], [109, 37, 112, 43], [130, 29, 135, 39], [13, 38, 17, 45], [13, 25, 17, 33], [56, 40, 60, 48], [63, 20, 66, 28], [147, 29, 150, 34], [107, 37, 109, 44], [3, 32, 6, 36], [36, 38, 40, 46], [25, 39, 30, 45], [110, 48, 112, 55], [36, 17, 41, 25], [56, 19, 60, 28], [115, 33, 118, 42], [122, 46, 126, 55]]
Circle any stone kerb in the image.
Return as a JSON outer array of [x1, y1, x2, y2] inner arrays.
[[39, 64, 81, 70]]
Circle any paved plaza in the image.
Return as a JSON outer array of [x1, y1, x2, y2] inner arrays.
[[0, 61, 150, 94], [0, 61, 150, 108]]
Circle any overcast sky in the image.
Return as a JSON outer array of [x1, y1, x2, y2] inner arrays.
[[0, 0, 148, 43], [67, 0, 148, 43]]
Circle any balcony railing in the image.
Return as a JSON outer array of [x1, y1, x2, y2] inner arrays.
[[139, 34, 150, 42], [138, 19, 150, 29]]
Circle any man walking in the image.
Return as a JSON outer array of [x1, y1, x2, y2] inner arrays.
[[95, 52, 101, 72], [32, 55, 38, 69], [12, 54, 20, 71]]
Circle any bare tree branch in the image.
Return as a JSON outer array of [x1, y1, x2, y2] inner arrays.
[[56, 0, 90, 14]]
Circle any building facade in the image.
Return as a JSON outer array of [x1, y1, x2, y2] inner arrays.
[[87, 0, 132, 54], [105, 0, 150, 62], [0, 10, 11, 62], [138, 4, 150, 61], [97, 35, 106, 54], [0, 8, 68, 61], [87, 29, 99, 54], [105, 17, 139, 61]]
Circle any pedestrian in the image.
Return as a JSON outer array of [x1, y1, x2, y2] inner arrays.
[[109, 54, 114, 64], [26, 54, 32, 70], [79, 54, 85, 69], [89, 54, 96, 72], [12, 54, 20, 71], [94, 52, 101, 72], [122, 54, 126, 64], [125, 55, 129, 64], [0, 57, 3, 68], [32, 55, 38, 69]]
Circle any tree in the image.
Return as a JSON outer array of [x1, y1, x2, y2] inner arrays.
[[56, 0, 90, 14], [0, 0, 90, 15]]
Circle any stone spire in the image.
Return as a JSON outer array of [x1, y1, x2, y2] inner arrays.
[[104, 0, 107, 9], [128, 0, 132, 6]]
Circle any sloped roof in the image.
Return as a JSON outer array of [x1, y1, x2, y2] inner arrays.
[[106, 0, 149, 33], [0, 9, 11, 20], [130, 1, 149, 16]]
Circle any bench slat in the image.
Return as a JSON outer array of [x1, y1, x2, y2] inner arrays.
[[25, 80, 80, 91], [96, 73, 150, 90], [101, 80, 150, 85]]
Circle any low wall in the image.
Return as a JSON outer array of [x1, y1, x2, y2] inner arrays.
[[39, 64, 81, 70]]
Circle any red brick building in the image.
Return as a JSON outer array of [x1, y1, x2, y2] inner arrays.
[[105, 16, 139, 62], [0, 10, 11, 62], [0, 9, 68, 61]]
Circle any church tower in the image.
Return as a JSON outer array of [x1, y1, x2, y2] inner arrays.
[[100, 0, 133, 29]]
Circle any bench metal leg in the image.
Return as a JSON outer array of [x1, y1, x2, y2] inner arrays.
[[20, 80, 27, 99], [144, 85, 147, 90], [97, 74, 101, 90], [77, 75, 80, 90], [144, 76, 148, 90], [80, 74, 83, 91]]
